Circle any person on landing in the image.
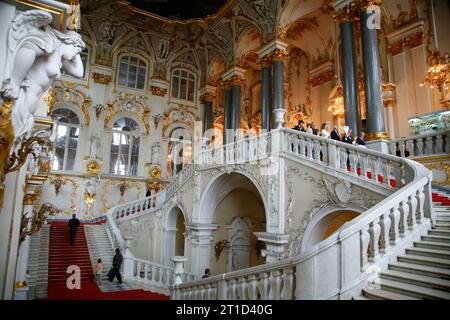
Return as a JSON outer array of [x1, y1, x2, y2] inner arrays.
[[109, 248, 123, 284], [67, 214, 80, 245]]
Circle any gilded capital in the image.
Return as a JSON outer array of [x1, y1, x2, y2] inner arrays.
[[332, 2, 359, 23], [151, 86, 168, 97]]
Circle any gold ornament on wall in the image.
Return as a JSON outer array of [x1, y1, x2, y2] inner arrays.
[[50, 175, 66, 196], [149, 166, 162, 179], [92, 72, 112, 85], [86, 159, 101, 175], [151, 86, 168, 97], [425, 162, 450, 186], [215, 239, 230, 262], [0, 99, 15, 209]]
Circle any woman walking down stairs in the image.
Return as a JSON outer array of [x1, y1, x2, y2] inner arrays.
[[43, 221, 169, 300], [355, 188, 450, 300]]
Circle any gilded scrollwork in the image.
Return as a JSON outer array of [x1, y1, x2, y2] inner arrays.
[[47, 175, 78, 215], [101, 179, 142, 212]]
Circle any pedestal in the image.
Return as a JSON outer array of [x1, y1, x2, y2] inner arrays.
[[366, 139, 390, 154], [171, 256, 188, 285]]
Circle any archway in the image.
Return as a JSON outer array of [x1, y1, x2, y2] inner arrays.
[[164, 206, 185, 265], [198, 172, 266, 276], [303, 209, 361, 250]]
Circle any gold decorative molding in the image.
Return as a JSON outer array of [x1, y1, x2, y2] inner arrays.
[[218, 79, 232, 89], [92, 72, 112, 85], [425, 162, 450, 186], [151, 86, 168, 97], [366, 131, 390, 141], [332, 2, 359, 23], [309, 70, 334, 87], [47, 175, 78, 215], [0, 99, 15, 209], [101, 179, 142, 212], [214, 239, 229, 261], [23, 193, 39, 206], [95, 55, 112, 67], [200, 92, 214, 104], [84, 191, 96, 210], [16, 0, 65, 31], [14, 281, 28, 289], [387, 31, 426, 55]]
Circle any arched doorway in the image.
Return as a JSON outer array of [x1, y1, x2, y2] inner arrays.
[[198, 172, 267, 276], [303, 210, 361, 250], [164, 206, 185, 265]]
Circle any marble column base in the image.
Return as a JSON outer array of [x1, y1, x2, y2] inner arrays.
[[366, 139, 390, 154]]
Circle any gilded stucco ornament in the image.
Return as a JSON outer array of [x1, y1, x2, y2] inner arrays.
[[92, 72, 112, 85], [86, 159, 101, 175]]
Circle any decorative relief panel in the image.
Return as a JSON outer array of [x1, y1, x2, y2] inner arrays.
[[39, 175, 79, 217], [101, 179, 143, 212]]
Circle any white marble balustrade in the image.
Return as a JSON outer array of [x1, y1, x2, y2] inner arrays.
[[388, 130, 449, 158]]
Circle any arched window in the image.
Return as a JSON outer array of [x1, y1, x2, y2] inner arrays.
[[117, 55, 147, 90], [167, 127, 192, 177], [52, 108, 80, 171], [171, 69, 196, 102], [109, 117, 140, 176]]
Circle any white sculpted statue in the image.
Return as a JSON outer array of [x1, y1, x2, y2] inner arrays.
[[0, 10, 85, 148], [151, 142, 161, 164], [89, 135, 101, 159]]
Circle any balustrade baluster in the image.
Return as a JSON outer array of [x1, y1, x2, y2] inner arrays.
[[379, 212, 391, 253], [368, 218, 381, 261], [349, 150, 357, 174], [228, 279, 237, 300], [238, 277, 246, 300], [369, 156, 378, 182], [270, 270, 282, 300], [247, 275, 258, 300], [435, 134, 443, 153], [313, 140, 321, 161], [389, 142, 397, 156], [282, 268, 294, 300], [445, 133, 450, 153], [399, 200, 410, 237], [425, 136, 434, 155], [389, 205, 401, 245], [307, 139, 313, 159], [399, 141, 406, 158], [299, 138, 305, 157], [416, 188, 425, 224], [359, 154, 368, 178], [339, 148, 348, 171], [381, 159, 391, 187], [151, 265, 157, 282], [136, 261, 141, 279], [392, 162, 402, 188], [408, 193, 418, 229], [360, 225, 370, 271], [257, 272, 269, 299], [144, 263, 149, 281], [416, 138, 424, 156], [406, 140, 414, 157], [321, 141, 328, 164]]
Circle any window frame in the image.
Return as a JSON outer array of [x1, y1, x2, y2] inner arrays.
[[109, 117, 141, 176], [51, 108, 81, 172], [170, 68, 197, 105], [116, 54, 148, 92]]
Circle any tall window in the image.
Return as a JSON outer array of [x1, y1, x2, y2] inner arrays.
[[52, 108, 80, 171], [117, 55, 147, 90], [171, 69, 196, 102], [109, 117, 140, 176]]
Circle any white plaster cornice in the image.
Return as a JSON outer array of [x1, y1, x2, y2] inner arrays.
[[385, 20, 426, 44], [254, 232, 290, 245], [221, 66, 246, 81], [258, 39, 289, 59]]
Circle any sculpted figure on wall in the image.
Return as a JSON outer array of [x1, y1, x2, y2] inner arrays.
[[89, 135, 101, 159], [151, 142, 161, 164], [0, 10, 85, 148]]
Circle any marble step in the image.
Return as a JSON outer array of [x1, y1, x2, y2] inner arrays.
[[428, 229, 450, 236], [421, 234, 450, 243], [362, 287, 419, 300], [389, 261, 450, 279], [397, 254, 450, 268], [406, 247, 450, 260], [380, 270, 450, 291], [379, 279, 450, 299], [414, 240, 450, 251]]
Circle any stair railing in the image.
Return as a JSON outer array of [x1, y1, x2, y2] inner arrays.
[[388, 130, 449, 158]]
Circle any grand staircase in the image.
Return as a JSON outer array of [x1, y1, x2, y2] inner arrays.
[[27, 225, 50, 299], [357, 189, 450, 300]]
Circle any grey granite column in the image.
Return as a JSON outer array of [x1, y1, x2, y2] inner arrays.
[[261, 64, 271, 131], [231, 83, 241, 140], [340, 21, 361, 135], [223, 87, 231, 145], [204, 100, 213, 134], [273, 59, 284, 128], [360, 8, 386, 139]]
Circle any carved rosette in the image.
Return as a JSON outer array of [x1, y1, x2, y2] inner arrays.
[[92, 72, 112, 85], [86, 159, 101, 175], [151, 86, 167, 97]]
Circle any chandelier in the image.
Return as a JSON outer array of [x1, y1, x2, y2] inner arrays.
[[328, 83, 345, 117], [419, 0, 450, 108]]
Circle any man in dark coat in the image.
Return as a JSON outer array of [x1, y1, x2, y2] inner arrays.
[[293, 120, 305, 132], [331, 126, 340, 141], [67, 214, 80, 245], [109, 248, 123, 284]]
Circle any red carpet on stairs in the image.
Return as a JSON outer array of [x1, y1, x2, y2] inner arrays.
[[45, 221, 169, 300]]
